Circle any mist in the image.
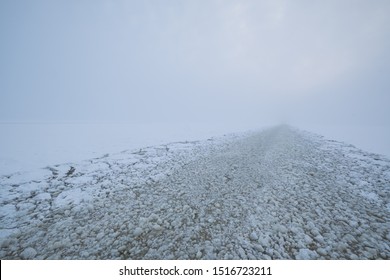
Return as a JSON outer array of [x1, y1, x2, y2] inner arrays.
[[1, 1, 390, 263], [1, 0, 390, 159]]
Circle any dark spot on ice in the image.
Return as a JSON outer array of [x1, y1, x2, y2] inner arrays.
[[66, 166, 76, 177]]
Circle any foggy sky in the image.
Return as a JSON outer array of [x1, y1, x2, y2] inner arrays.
[[1, 0, 389, 127]]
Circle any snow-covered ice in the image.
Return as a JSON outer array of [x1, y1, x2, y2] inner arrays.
[[0, 125, 389, 259], [0, 122, 260, 176]]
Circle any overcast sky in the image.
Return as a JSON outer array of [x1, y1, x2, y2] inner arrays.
[[1, 0, 389, 127]]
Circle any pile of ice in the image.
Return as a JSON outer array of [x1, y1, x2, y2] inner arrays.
[[0, 125, 389, 259]]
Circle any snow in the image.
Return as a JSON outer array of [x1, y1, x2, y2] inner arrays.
[[0, 121, 261, 176], [297, 124, 390, 158], [360, 191, 379, 202], [0, 125, 389, 259], [53, 188, 91, 209]]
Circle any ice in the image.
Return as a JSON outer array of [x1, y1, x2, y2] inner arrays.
[[20, 247, 37, 259], [360, 191, 379, 202], [1, 125, 389, 259], [296, 248, 318, 260], [53, 188, 91, 209], [249, 231, 258, 241], [133, 228, 143, 237], [34, 193, 51, 201], [0, 122, 257, 177]]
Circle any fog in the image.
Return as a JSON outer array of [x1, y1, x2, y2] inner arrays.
[[1, 0, 390, 162]]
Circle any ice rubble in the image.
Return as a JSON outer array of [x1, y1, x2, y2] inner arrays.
[[0, 125, 389, 259]]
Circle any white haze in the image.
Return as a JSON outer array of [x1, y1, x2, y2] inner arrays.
[[0, 0, 389, 173]]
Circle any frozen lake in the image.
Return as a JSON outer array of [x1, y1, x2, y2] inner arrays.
[[1, 125, 389, 259], [298, 124, 390, 159], [0, 122, 263, 176], [0, 122, 389, 176]]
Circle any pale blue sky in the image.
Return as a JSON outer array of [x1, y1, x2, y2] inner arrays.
[[1, 0, 389, 126]]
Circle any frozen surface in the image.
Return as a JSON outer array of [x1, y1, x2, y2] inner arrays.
[[0, 122, 262, 176], [296, 124, 390, 158], [0, 125, 389, 259]]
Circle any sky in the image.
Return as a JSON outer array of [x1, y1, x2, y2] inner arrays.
[[1, 0, 389, 127]]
